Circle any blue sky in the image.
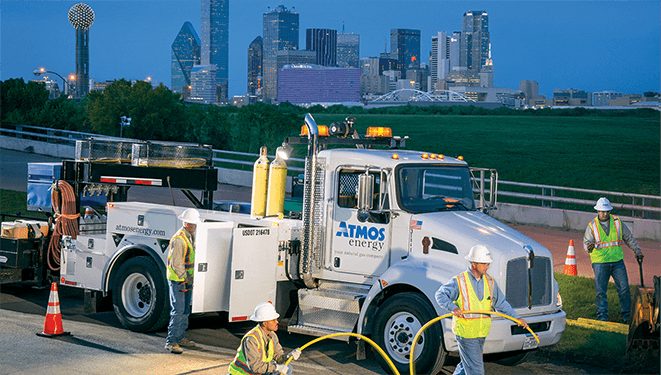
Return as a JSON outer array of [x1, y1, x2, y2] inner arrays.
[[2, 0, 659, 98]]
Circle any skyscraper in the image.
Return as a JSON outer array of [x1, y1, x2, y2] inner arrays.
[[68, 3, 94, 99], [430, 31, 450, 88], [172, 21, 201, 98], [390, 29, 420, 77], [462, 10, 490, 72], [262, 4, 299, 102], [337, 33, 360, 68], [247, 36, 263, 96], [201, 0, 229, 103], [306, 28, 337, 66]]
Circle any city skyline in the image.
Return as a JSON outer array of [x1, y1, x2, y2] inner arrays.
[[2, 1, 659, 99]]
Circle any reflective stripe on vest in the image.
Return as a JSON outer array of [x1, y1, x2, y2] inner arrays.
[[589, 215, 624, 264], [167, 229, 195, 282], [229, 325, 275, 375], [452, 271, 493, 339]]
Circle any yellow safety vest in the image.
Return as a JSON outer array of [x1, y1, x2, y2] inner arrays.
[[453, 271, 493, 339], [229, 325, 275, 375], [166, 229, 195, 282], [588, 215, 624, 264]]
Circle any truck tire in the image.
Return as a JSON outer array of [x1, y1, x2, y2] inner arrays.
[[112, 256, 169, 332], [489, 350, 531, 366], [373, 292, 447, 375]]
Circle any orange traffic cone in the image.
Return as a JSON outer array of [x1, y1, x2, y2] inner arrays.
[[563, 240, 577, 276], [37, 282, 71, 338]]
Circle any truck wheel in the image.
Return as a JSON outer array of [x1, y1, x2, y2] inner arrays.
[[373, 292, 447, 375], [112, 256, 169, 332], [488, 350, 531, 366]]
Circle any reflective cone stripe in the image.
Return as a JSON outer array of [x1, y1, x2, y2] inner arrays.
[[37, 283, 70, 338], [563, 240, 577, 276]]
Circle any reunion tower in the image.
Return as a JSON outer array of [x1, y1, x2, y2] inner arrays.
[[68, 3, 94, 98]]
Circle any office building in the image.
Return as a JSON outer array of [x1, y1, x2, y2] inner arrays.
[[593, 91, 623, 106], [277, 64, 360, 104], [201, 0, 229, 103], [263, 4, 299, 102], [553, 89, 592, 106], [68, 3, 94, 98], [431, 31, 451, 90], [247, 36, 263, 96], [190, 64, 218, 104], [337, 33, 360, 68], [172, 21, 201, 99], [462, 10, 490, 73], [276, 50, 316, 68], [519, 80, 539, 103], [390, 29, 421, 76], [306, 28, 337, 66]]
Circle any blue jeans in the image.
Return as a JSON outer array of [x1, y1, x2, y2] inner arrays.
[[453, 335, 486, 375], [165, 280, 192, 345], [592, 260, 631, 321]]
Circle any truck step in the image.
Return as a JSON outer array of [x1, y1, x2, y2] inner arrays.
[[286, 324, 352, 342], [293, 281, 371, 334]]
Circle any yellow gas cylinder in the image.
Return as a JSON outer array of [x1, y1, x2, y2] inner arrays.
[[250, 146, 270, 217], [265, 148, 288, 217]]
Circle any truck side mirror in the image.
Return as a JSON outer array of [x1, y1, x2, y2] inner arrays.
[[357, 173, 374, 211]]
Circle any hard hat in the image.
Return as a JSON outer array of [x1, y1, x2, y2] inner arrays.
[[465, 244, 493, 264], [178, 208, 200, 224], [250, 302, 280, 322], [594, 197, 613, 211]]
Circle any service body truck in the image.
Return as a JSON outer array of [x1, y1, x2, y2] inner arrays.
[[3, 114, 565, 374]]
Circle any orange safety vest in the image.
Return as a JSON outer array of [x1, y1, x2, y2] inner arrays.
[[452, 271, 493, 339]]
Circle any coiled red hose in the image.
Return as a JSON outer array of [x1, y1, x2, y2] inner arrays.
[[48, 181, 79, 271]]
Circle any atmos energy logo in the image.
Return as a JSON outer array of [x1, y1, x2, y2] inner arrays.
[[336, 222, 386, 251]]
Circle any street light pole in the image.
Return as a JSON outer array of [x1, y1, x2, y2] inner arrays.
[[33, 69, 73, 98]]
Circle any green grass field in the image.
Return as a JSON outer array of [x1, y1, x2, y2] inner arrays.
[[310, 114, 660, 196]]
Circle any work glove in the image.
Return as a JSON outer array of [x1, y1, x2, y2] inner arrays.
[[289, 348, 301, 361], [275, 363, 292, 375], [635, 252, 644, 261]]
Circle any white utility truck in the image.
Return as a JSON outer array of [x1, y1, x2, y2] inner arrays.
[[7, 114, 565, 374]]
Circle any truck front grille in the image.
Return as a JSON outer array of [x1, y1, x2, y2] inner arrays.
[[505, 256, 552, 309]]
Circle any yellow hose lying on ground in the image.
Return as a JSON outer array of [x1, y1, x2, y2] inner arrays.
[[410, 310, 539, 375], [283, 310, 539, 375]]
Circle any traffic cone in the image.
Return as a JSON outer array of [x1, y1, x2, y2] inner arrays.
[[563, 240, 578, 276], [37, 282, 71, 338]]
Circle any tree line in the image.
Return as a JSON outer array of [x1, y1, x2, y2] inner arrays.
[[1, 78, 656, 153]]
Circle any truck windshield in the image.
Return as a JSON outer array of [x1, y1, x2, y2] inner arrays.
[[396, 165, 475, 213]]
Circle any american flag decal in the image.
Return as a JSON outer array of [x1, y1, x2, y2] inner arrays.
[[410, 220, 422, 230]]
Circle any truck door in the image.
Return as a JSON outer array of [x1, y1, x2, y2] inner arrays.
[[330, 169, 390, 276], [228, 226, 279, 322]]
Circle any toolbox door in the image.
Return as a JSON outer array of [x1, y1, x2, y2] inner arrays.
[[192, 222, 235, 314], [228, 226, 279, 322]]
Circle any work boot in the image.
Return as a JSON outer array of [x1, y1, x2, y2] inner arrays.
[[178, 338, 196, 347], [165, 343, 183, 354]]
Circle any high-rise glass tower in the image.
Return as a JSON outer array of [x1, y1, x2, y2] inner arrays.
[[68, 3, 94, 99], [201, 0, 229, 103], [306, 28, 337, 66], [262, 4, 299, 102], [390, 29, 420, 77], [247, 36, 263, 96], [462, 10, 490, 72], [172, 21, 201, 98], [337, 33, 360, 68]]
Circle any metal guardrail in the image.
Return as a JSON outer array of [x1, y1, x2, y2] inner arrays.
[[2, 124, 659, 217]]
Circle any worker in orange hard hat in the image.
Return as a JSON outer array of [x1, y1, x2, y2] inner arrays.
[[584, 197, 643, 323]]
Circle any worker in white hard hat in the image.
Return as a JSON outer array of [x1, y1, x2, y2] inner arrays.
[[165, 208, 201, 354], [583, 197, 643, 323], [435, 244, 528, 375], [228, 302, 301, 375]]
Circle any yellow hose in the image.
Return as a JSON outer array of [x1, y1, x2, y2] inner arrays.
[[283, 332, 401, 375], [281, 310, 539, 375], [409, 310, 539, 375]]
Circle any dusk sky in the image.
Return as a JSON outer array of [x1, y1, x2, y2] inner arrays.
[[2, 0, 659, 98]]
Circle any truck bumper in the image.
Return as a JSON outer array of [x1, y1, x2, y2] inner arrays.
[[443, 309, 566, 353]]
